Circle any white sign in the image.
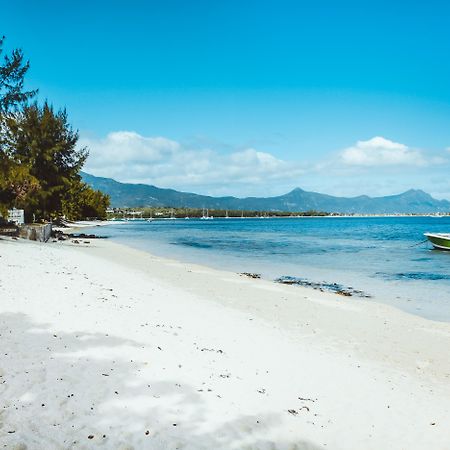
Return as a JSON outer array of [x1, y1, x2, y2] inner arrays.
[[8, 208, 25, 225]]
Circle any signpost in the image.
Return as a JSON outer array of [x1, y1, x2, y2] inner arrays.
[[7, 208, 25, 225]]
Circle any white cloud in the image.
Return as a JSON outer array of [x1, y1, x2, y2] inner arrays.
[[81, 131, 305, 196], [84, 131, 180, 165], [80, 132, 450, 198], [339, 136, 425, 167]]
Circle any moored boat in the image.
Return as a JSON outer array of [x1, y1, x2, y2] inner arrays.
[[424, 233, 450, 250]]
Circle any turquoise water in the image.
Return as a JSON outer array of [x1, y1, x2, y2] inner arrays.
[[92, 216, 450, 322]]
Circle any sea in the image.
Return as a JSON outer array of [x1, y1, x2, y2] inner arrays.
[[88, 216, 450, 322]]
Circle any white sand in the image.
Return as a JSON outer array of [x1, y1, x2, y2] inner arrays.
[[1, 237, 449, 450]]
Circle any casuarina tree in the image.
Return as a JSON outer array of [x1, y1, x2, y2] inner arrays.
[[0, 36, 38, 215]]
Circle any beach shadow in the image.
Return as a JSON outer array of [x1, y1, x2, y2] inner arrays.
[[0, 312, 325, 450]]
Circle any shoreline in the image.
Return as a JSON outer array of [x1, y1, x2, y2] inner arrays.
[[1, 237, 450, 449], [74, 219, 450, 324], [106, 214, 450, 220], [71, 238, 450, 380]]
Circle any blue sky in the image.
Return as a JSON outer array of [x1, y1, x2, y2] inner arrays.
[[2, 0, 450, 198]]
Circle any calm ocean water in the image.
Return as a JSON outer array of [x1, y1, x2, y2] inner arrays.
[[90, 216, 450, 322]]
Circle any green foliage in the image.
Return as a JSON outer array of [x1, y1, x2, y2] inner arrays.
[[2, 102, 110, 220], [0, 161, 39, 209], [3, 103, 89, 219], [0, 37, 110, 221], [0, 36, 37, 113], [0, 36, 39, 215], [62, 179, 110, 220], [108, 207, 330, 219]]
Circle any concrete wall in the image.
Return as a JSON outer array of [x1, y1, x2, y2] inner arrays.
[[19, 224, 52, 242]]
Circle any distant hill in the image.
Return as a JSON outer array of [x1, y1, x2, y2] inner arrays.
[[81, 172, 450, 214]]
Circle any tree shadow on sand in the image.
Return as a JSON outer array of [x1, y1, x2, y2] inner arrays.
[[0, 312, 325, 450]]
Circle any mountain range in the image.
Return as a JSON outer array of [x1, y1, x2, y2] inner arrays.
[[81, 172, 450, 214]]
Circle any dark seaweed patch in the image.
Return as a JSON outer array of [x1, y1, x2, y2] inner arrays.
[[275, 276, 371, 298]]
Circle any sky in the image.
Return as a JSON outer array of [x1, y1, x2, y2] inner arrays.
[[2, 0, 450, 198]]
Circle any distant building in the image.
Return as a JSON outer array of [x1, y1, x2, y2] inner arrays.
[[8, 208, 25, 225]]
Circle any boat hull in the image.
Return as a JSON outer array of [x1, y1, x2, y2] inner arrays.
[[424, 233, 450, 250]]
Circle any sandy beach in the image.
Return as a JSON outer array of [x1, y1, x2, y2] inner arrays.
[[1, 237, 450, 450]]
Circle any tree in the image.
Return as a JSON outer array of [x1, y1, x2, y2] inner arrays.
[[0, 36, 37, 113], [0, 37, 110, 221], [0, 162, 39, 210], [62, 179, 110, 220], [0, 36, 37, 215], [4, 102, 90, 220]]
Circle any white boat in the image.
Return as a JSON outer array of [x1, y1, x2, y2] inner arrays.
[[424, 232, 450, 250], [200, 208, 213, 220]]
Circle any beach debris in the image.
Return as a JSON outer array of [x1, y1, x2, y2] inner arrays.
[[298, 396, 316, 402], [288, 406, 310, 415], [337, 290, 352, 296], [275, 276, 371, 298], [53, 230, 106, 240], [200, 347, 224, 353], [240, 272, 261, 279]]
